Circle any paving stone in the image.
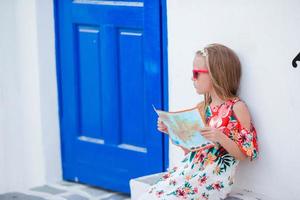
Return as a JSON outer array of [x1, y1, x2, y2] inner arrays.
[[225, 197, 243, 200], [58, 181, 79, 187], [0, 192, 47, 200], [1, 184, 131, 200], [82, 186, 112, 197], [62, 194, 89, 200], [100, 193, 130, 200], [30, 185, 66, 195]]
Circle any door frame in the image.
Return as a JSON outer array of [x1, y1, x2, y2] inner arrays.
[[53, 0, 169, 174], [160, 0, 169, 171]]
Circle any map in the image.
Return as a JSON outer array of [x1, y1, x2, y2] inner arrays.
[[153, 105, 215, 151]]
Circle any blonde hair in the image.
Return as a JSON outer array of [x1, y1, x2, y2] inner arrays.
[[196, 43, 242, 111]]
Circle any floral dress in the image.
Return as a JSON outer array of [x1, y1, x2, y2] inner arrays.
[[138, 97, 259, 200]]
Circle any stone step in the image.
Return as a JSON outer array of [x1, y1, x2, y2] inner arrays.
[[130, 172, 271, 200]]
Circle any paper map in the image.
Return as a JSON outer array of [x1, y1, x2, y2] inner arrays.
[[153, 105, 215, 151]]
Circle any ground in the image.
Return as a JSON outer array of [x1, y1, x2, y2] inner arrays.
[[0, 181, 130, 200]]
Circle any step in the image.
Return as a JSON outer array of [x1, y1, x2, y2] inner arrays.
[[130, 172, 271, 200]]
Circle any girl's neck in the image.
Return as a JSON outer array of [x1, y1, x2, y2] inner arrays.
[[209, 89, 237, 107], [209, 89, 226, 106]]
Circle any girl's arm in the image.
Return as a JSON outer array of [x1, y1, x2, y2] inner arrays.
[[218, 101, 252, 161], [179, 146, 191, 155], [218, 133, 247, 161]]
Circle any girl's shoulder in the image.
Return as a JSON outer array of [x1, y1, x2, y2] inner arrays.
[[196, 101, 207, 115], [231, 97, 252, 130], [196, 101, 207, 123], [196, 101, 205, 108]]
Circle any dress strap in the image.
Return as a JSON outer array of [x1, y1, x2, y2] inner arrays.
[[229, 97, 243, 109]]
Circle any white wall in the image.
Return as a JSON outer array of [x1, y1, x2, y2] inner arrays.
[[0, 0, 61, 192], [35, 0, 62, 184], [167, 0, 300, 199], [1, 0, 300, 198]]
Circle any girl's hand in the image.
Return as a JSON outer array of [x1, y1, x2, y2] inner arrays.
[[179, 145, 190, 155], [199, 126, 224, 143], [157, 117, 168, 134]]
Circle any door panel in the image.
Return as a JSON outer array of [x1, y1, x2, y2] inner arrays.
[[55, 0, 165, 193]]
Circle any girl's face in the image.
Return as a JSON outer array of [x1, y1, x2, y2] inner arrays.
[[191, 55, 213, 94]]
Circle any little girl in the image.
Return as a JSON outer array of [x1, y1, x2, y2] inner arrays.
[[138, 43, 259, 200]]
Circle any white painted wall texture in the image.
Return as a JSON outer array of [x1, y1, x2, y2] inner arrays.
[[1, 1, 300, 199], [167, 0, 300, 199], [0, 0, 61, 193]]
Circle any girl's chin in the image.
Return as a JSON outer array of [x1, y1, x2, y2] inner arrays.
[[196, 90, 204, 94]]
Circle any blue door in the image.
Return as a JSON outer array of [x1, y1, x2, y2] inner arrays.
[[54, 0, 167, 193]]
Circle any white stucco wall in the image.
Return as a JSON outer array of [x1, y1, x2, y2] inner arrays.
[[0, 0, 61, 192], [1, 1, 300, 199], [35, 0, 62, 184], [167, 0, 300, 199]]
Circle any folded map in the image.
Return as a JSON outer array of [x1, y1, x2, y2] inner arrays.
[[153, 105, 215, 151]]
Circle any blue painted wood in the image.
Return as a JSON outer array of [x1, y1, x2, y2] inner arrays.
[[54, 0, 168, 193], [161, 0, 169, 172]]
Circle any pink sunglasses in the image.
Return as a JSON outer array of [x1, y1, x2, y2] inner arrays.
[[192, 69, 209, 79]]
